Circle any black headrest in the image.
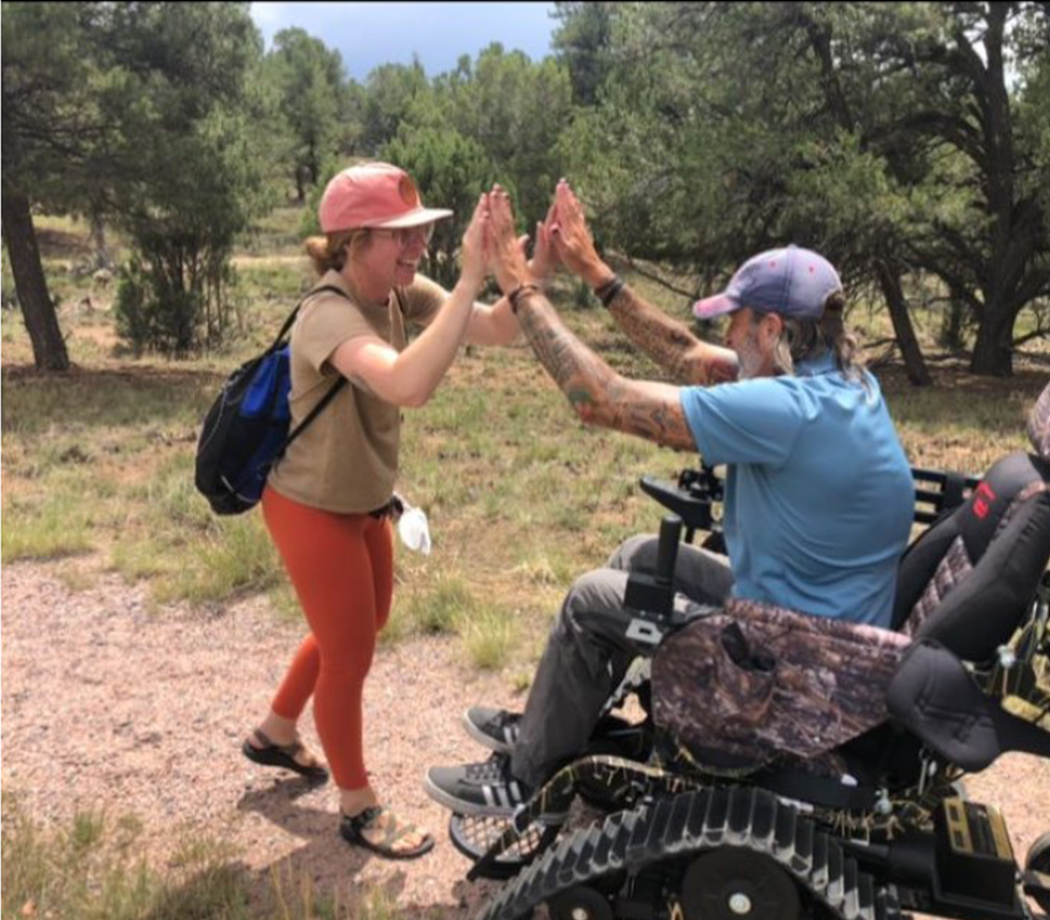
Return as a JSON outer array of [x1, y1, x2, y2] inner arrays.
[[893, 451, 1050, 659], [954, 452, 1048, 559]]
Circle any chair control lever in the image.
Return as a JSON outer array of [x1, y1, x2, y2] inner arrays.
[[623, 515, 683, 645], [655, 515, 682, 587]]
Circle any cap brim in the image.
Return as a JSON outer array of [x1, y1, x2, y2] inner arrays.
[[693, 293, 740, 320], [369, 208, 453, 229]]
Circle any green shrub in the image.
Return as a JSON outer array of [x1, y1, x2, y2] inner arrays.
[[114, 255, 242, 357]]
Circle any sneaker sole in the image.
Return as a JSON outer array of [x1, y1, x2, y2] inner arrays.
[[422, 774, 569, 823], [461, 710, 515, 754]]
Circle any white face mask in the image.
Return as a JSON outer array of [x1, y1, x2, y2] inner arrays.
[[397, 505, 431, 555]]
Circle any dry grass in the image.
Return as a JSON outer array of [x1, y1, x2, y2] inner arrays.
[[2, 208, 1048, 920], [3, 209, 1047, 651]]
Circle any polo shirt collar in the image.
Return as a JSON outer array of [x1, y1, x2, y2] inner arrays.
[[795, 351, 837, 377]]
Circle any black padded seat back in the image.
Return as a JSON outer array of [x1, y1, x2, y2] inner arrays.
[[892, 450, 1050, 660], [1030, 380, 1050, 460]]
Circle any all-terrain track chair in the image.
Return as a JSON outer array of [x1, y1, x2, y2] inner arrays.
[[447, 381, 1050, 920]]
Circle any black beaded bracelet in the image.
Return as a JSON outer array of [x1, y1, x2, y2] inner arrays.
[[594, 274, 625, 308], [508, 282, 541, 314]]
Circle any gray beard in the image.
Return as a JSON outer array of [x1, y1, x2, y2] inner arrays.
[[736, 334, 766, 380]]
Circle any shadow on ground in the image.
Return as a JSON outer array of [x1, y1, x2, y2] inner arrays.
[[234, 778, 504, 919]]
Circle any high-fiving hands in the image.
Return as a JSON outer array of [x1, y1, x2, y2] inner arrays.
[[479, 179, 610, 297], [458, 185, 555, 300]]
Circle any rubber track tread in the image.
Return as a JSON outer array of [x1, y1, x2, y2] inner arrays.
[[470, 787, 904, 920]]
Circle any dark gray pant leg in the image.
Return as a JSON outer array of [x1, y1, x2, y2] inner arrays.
[[510, 535, 733, 787], [511, 568, 634, 787], [607, 533, 734, 604]]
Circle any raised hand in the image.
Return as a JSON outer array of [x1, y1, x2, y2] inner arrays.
[[487, 185, 533, 295], [459, 194, 490, 289], [551, 180, 612, 288], [527, 202, 559, 284]]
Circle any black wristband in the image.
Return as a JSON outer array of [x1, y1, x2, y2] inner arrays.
[[508, 282, 541, 314], [594, 275, 625, 308]]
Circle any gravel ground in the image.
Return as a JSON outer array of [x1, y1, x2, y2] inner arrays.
[[2, 560, 1048, 918]]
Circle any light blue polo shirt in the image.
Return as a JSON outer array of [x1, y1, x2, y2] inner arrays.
[[679, 355, 913, 627]]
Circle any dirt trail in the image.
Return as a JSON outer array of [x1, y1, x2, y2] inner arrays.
[[2, 559, 1048, 917], [1, 559, 520, 917]]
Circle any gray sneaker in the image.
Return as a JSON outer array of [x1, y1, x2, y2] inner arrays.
[[463, 706, 521, 754], [424, 753, 570, 820], [425, 753, 529, 816]]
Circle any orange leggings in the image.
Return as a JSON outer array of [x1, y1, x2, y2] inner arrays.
[[261, 485, 393, 791]]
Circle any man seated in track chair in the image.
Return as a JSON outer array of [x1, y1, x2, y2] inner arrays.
[[424, 182, 916, 818], [456, 383, 1050, 920]]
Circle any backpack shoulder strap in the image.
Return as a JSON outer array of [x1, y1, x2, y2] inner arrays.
[[269, 283, 349, 352], [280, 284, 351, 448], [286, 373, 347, 446]]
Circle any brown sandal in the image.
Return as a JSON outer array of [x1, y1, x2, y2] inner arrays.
[[340, 805, 435, 860], [242, 728, 328, 784]]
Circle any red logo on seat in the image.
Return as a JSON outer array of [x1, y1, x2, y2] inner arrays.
[[972, 481, 997, 519]]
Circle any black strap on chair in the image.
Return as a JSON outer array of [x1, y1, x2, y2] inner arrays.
[[758, 767, 878, 811]]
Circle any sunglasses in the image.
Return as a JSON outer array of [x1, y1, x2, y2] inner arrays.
[[370, 223, 435, 246]]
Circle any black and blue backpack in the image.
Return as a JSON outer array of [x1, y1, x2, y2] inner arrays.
[[194, 285, 348, 515]]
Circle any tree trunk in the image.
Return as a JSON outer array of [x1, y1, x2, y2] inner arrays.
[[874, 260, 931, 387], [970, 302, 1014, 377], [940, 299, 967, 352], [89, 207, 112, 270], [0, 188, 70, 371]]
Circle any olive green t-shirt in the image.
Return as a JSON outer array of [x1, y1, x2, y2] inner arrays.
[[267, 270, 445, 513]]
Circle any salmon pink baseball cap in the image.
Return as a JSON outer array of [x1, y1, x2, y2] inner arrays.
[[693, 245, 842, 321], [318, 162, 453, 234]]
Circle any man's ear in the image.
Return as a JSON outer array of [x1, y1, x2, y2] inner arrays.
[[761, 311, 783, 345]]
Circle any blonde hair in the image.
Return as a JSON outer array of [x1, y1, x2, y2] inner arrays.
[[304, 229, 372, 276]]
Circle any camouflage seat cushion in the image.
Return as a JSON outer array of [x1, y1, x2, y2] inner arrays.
[[651, 598, 911, 769]]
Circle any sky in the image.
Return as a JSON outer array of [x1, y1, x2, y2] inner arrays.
[[250, 2, 559, 82]]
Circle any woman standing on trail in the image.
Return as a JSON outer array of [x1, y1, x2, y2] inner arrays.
[[242, 163, 544, 859]]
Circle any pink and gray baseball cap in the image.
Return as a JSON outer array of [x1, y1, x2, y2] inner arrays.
[[693, 245, 842, 321], [319, 162, 453, 234]]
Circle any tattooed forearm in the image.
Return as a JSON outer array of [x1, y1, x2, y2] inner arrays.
[[516, 293, 613, 404], [607, 285, 739, 386], [607, 284, 695, 378], [603, 377, 696, 451], [516, 293, 696, 451]]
